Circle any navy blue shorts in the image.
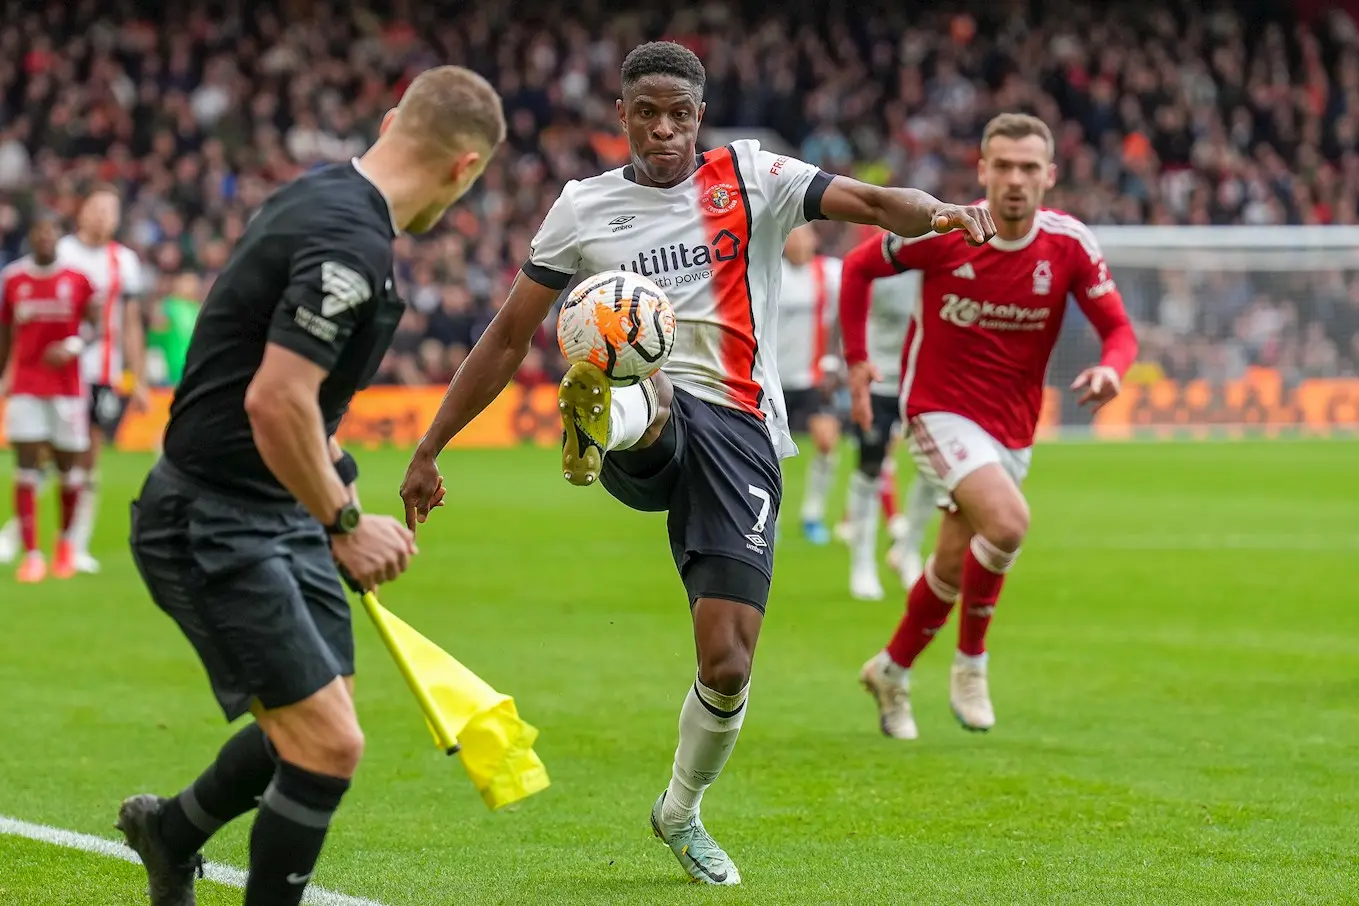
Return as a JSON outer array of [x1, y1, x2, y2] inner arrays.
[[600, 388, 781, 611], [852, 393, 902, 476], [89, 383, 129, 442], [783, 386, 836, 433]]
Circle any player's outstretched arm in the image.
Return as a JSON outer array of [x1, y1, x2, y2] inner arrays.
[[401, 272, 561, 527], [819, 177, 996, 246], [839, 236, 899, 431]]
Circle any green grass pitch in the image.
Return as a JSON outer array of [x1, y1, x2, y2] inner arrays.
[[1, 440, 1356, 905]]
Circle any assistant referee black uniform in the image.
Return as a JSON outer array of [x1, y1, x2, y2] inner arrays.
[[130, 161, 403, 721]]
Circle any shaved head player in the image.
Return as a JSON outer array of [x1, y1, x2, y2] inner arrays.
[[118, 67, 504, 906], [400, 42, 994, 885]]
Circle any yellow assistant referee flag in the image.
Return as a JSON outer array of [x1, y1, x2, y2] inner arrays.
[[360, 591, 550, 810]]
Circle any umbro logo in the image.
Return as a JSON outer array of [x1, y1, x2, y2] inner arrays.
[[609, 215, 637, 232], [952, 263, 976, 280]]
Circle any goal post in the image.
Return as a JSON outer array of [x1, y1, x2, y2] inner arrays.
[[1045, 226, 1359, 440]]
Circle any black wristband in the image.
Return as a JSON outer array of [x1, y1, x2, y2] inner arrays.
[[334, 449, 359, 486]]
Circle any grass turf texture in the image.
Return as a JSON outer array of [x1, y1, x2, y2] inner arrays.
[[1, 441, 1356, 905]]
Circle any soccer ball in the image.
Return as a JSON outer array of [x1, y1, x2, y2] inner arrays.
[[556, 270, 677, 384]]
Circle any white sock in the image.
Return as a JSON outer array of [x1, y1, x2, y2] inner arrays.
[[800, 451, 836, 522], [70, 473, 98, 555], [955, 650, 989, 670], [0, 517, 18, 547], [661, 676, 749, 827], [605, 381, 658, 452], [61, 468, 87, 542], [897, 477, 935, 554], [849, 471, 880, 570], [876, 650, 911, 687]]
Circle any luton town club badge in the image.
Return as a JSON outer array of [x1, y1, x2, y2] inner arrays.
[[702, 182, 740, 216]]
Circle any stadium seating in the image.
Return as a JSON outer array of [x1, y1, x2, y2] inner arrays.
[[1, 0, 1356, 385]]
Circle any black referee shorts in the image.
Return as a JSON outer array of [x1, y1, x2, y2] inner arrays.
[[129, 460, 354, 721]]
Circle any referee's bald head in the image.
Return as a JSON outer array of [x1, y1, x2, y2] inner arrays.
[[386, 66, 506, 159]]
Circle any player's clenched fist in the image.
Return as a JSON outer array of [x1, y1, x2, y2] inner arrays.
[[399, 451, 447, 530], [332, 515, 418, 590], [932, 204, 997, 247]]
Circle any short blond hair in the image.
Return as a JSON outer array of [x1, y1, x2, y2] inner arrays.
[[393, 66, 506, 157], [981, 113, 1054, 159]]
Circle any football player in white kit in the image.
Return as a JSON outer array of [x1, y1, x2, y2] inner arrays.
[[775, 224, 842, 545], [835, 252, 932, 601], [0, 186, 147, 572], [400, 42, 994, 886]]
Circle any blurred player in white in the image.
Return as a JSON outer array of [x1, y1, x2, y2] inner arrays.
[[776, 223, 842, 544], [400, 43, 994, 886], [0, 213, 100, 582], [831, 240, 929, 600], [57, 185, 148, 573], [844, 114, 1137, 739]]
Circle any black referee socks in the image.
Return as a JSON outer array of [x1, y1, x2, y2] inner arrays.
[[245, 760, 351, 906], [159, 721, 278, 862]]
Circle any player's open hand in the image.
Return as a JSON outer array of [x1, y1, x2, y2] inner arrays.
[[41, 341, 77, 368], [846, 360, 881, 433], [1071, 365, 1122, 412], [932, 204, 996, 247], [332, 514, 417, 590], [129, 382, 151, 414], [400, 451, 446, 530]]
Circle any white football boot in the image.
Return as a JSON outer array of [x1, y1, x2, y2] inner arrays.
[[859, 651, 917, 740], [950, 656, 996, 732]]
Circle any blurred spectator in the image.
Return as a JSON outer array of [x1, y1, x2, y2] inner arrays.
[[1, 0, 1357, 384]]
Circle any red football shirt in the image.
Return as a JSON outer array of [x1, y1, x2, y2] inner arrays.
[[841, 207, 1137, 449], [1, 258, 98, 398]]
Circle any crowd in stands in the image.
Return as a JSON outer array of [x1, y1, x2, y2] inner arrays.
[[2, 0, 1358, 389]]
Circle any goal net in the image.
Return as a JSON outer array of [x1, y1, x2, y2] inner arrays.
[[1047, 226, 1359, 440]]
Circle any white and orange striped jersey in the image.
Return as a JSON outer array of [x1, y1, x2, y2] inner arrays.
[[864, 269, 921, 396], [525, 140, 832, 458], [57, 235, 145, 387], [776, 254, 841, 392]]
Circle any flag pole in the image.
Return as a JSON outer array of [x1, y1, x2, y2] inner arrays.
[[360, 591, 461, 755]]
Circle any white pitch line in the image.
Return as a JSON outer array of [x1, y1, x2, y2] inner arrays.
[[0, 814, 387, 906]]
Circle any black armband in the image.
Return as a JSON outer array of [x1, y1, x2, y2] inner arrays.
[[334, 449, 359, 486]]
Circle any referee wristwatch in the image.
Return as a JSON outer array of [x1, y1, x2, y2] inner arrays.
[[326, 502, 362, 536]]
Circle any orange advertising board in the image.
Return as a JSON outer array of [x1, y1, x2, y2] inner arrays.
[[0, 384, 568, 452], [2, 373, 1356, 451]]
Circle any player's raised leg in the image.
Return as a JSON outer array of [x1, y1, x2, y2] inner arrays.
[[559, 362, 666, 485], [861, 510, 969, 739], [946, 463, 1028, 732], [798, 411, 839, 544]]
